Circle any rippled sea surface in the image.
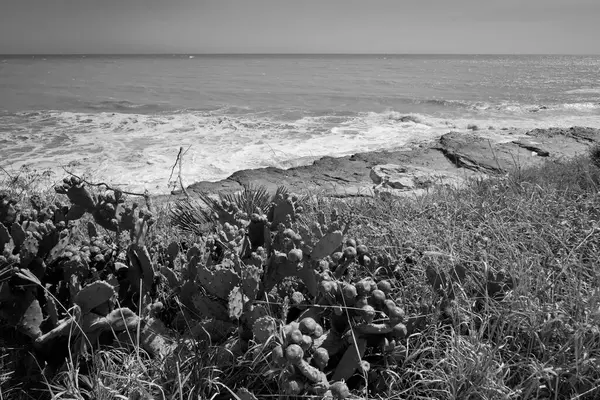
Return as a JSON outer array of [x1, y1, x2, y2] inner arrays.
[[1, 54, 599, 193]]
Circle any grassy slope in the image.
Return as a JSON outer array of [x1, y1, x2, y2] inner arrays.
[[2, 152, 600, 399]]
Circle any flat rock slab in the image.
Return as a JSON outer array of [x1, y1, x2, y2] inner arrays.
[[175, 126, 600, 200], [370, 164, 464, 190], [511, 140, 550, 157]]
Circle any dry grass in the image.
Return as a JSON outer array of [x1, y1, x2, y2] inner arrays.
[[3, 149, 600, 399]]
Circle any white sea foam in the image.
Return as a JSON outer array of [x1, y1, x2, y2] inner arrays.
[[1, 109, 600, 194], [565, 88, 600, 95]]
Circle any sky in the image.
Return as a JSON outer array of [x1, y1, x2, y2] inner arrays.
[[0, 0, 599, 54]]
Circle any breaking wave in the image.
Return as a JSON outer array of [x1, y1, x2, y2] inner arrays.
[[1, 107, 600, 194]]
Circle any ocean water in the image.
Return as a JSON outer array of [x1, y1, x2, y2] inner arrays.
[[1, 54, 599, 194]]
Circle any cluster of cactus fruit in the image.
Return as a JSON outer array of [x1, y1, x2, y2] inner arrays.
[[1, 181, 518, 397]]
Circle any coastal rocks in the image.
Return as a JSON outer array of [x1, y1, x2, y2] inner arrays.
[[370, 164, 462, 194], [511, 140, 550, 157], [180, 126, 600, 201], [523, 127, 600, 159], [526, 126, 600, 143], [435, 132, 511, 173]]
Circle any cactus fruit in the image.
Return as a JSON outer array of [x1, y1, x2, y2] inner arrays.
[[282, 379, 304, 395], [312, 347, 329, 370], [299, 317, 317, 336], [330, 381, 350, 399], [252, 316, 278, 343], [285, 344, 304, 363]]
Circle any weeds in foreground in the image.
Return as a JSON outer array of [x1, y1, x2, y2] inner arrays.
[[2, 151, 600, 399]]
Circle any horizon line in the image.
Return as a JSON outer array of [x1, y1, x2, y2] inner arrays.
[[1, 52, 599, 57]]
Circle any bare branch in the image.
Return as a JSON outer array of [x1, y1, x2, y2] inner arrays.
[[168, 146, 190, 197], [60, 167, 153, 210]]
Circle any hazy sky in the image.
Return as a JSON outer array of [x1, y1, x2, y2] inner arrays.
[[1, 0, 599, 54]]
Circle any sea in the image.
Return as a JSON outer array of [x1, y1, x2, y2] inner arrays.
[[1, 54, 599, 194]]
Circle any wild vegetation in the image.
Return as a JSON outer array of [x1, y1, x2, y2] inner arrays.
[[1, 147, 600, 400]]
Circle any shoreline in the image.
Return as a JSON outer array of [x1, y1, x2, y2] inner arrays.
[[162, 126, 600, 202]]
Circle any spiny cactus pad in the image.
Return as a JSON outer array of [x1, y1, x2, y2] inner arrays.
[[11, 222, 26, 249], [73, 281, 115, 313], [197, 266, 240, 300], [252, 316, 278, 343], [311, 230, 343, 260], [0, 223, 11, 252], [18, 296, 43, 339], [127, 243, 155, 295], [191, 293, 229, 321]]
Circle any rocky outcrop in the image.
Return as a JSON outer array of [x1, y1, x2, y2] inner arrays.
[[511, 140, 550, 157], [526, 126, 599, 142], [177, 127, 600, 200], [369, 164, 464, 197]]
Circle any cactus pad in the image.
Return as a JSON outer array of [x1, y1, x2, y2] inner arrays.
[[197, 265, 240, 300], [311, 230, 343, 260], [252, 316, 278, 343], [241, 264, 262, 301], [127, 243, 155, 295], [73, 281, 115, 313], [18, 296, 43, 339], [0, 223, 11, 253], [332, 337, 367, 381], [11, 223, 26, 250], [191, 293, 229, 321], [235, 388, 258, 400]]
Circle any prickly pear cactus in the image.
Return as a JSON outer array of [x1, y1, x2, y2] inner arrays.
[[228, 286, 247, 320], [127, 243, 155, 296], [73, 281, 115, 313], [191, 292, 229, 321], [55, 177, 97, 211], [18, 295, 44, 339], [240, 263, 262, 301], [197, 264, 239, 300], [19, 235, 39, 268], [0, 223, 11, 252], [11, 222, 26, 249], [269, 193, 296, 230], [252, 316, 278, 343], [311, 230, 343, 260]]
